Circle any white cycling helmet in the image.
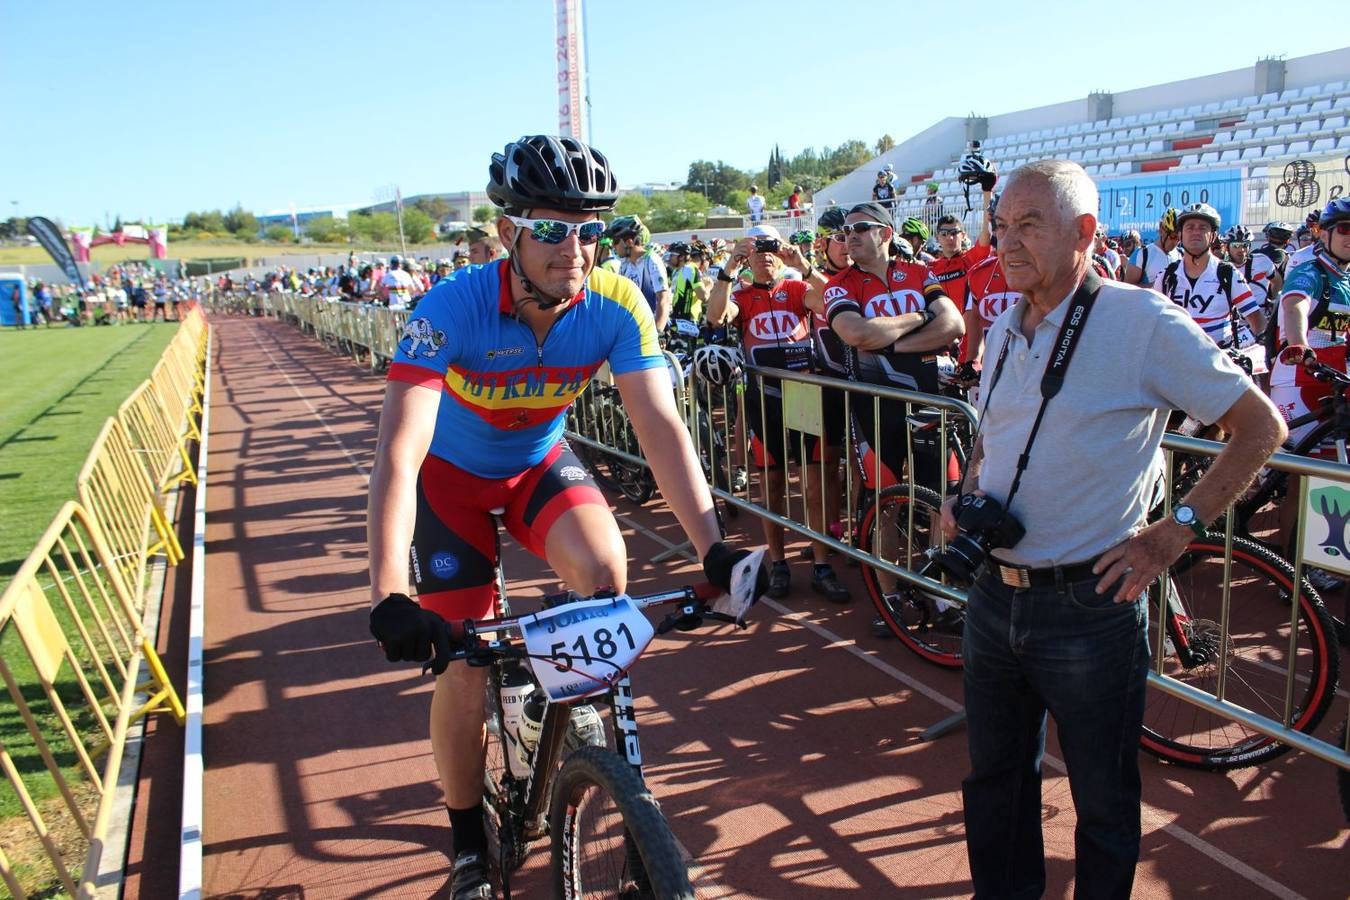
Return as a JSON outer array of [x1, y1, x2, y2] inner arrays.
[[746, 224, 783, 242], [1177, 203, 1221, 232], [692, 345, 745, 386]]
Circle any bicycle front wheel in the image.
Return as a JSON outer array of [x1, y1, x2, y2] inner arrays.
[[858, 484, 964, 668], [1140, 535, 1340, 770], [549, 745, 693, 900]]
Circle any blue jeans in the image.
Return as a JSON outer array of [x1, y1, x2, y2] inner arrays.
[[962, 565, 1150, 900]]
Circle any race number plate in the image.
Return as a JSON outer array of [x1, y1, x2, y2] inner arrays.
[[520, 595, 655, 702]]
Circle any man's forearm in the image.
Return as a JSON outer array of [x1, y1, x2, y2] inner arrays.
[[640, 415, 721, 557], [1185, 390, 1286, 525], [655, 290, 672, 331], [892, 312, 963, 353], [367, 460, 419, 606]]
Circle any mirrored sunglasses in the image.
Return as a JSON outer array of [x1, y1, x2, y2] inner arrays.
[[839, 221, 887, 236], [507, 216, 605, 245]]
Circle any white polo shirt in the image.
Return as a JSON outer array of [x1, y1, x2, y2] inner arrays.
[[976, 278, 1249, 568]]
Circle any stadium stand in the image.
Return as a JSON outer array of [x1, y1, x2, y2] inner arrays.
[[816, 48, 1350, 240]]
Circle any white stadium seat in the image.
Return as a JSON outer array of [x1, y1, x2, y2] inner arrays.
[[1199, 151, 1219, 165], [1297, 118, 1319, 134], [1233, 128, 1254, 142], [1274, 122, 1296, 137], [1180, 153, 1201, 167], [1286, 140, 1311, 156], [1069, 150, 1084, 161], [1278, 89, 1298, 103], [1253, 125, 1276, 140], [1246, 109, 1267, 122], [1212, 132, 1234, 146], [1286, 102, 1310, 118], [1139, 111, 1157, 124], [1265, 105, 1286, 120], [1108, 116, 1123, 128], [1300, 84, 1322, 98], [1241, 147, 1263, 161], [1177, 119, 1197, 131], [1122, 114, 1139, 126], [1321, 114, 1347, 132], [1311, 137, 1335, 153], [1084, 164, 1100, 176], [1126, 126, 1145, 140], [1082, 148, 1100, 161], [1184, 104, 1203, 116], [1258, 91, 1279, 105], [1251, 165, 1269, 178], [1239, 95, 1259, 107], [1262, 143, 1286, 159], [1308, 98, 1333, 114], [1324, 80, 1345, 94], [1220, 98, 1241, 111], [1144, 124, 1162, 137], [1069, 135, 1084, 147], [1202, 101, 1222, 113], [1337, 135, 1350, 151], [1160, 121, 1180, 134], [1219, 149, 1239, 163]]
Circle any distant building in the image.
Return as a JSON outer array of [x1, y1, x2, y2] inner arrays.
[[357, 191, 493, 224], [257, 203, 365, 231]]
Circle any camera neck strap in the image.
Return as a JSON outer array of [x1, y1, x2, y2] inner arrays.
[[977, 272, 1103, 510]]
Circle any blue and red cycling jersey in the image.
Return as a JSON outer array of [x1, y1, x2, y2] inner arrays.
[[388, 260, 664, 478]]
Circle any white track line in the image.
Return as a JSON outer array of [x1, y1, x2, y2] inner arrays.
[[762, 599, 1308, 900], [252, 330, 371, 484], [179, 328, 211, 900]]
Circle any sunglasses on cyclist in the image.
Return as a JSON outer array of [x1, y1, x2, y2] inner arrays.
[[937, 227, 963, 237], [1331, 222, 1350, 236], [838, 221, 889, 236], [1230, 241, 1251, 249], [506, 215, 605, 245]]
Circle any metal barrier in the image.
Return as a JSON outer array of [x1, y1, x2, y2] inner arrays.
[[221, 283, 1350, 779], [0, 502, 184, 898]]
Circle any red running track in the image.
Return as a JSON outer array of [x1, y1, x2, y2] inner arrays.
[[122, 315, 1348, 899]]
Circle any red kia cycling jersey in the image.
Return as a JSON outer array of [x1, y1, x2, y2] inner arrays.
[[823, 260, 948, 391], [927, 242, 991, 315], [963, 255, 1022, 356], [732, 279, 813, 384]]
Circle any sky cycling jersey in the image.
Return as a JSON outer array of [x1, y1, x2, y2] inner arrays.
[[387, 260, 664, 478], [824, 260, 948, 392], [619, 251, 669, 314], [1151, 255, 1257, 347], [1129, 241, 1180, 287], [927, 242, 991, 315], [732, 278, 812, 396], [1243, 246, 1284, 308]]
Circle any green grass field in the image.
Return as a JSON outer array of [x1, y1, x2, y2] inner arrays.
[[0, 320, 184, 893]]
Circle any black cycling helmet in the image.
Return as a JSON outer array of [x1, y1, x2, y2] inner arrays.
[[668, 241, 690, 256], [1306, 211, 1321, 228], [487, 135, 619, 212], [816, 207, 847, 234], [604, 214, 649, 244], [1226, 225, 1253, 244]]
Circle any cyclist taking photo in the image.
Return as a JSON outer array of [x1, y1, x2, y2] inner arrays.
[[365, 135, 763, 899]]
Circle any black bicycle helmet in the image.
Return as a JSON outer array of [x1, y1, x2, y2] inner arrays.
[[486, 135, 619, 212], [816, 207, 847, 234]]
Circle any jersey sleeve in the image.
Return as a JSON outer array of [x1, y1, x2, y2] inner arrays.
[[1229, 267, 1258, 316], [603, 276, 665, 376], [1280, 260, 1321, 305], [823, 275, 861, 325], [650, 256, 670, 291], [388, 283, 463, 388], [1129, 247, 1145, 271], [921, 270, 949, 306]]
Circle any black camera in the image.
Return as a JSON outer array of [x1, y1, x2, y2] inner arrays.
[[754, 238, 781, 253], [930, 493, 1025, 583]]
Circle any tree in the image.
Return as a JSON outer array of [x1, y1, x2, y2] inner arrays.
[[0, 217, 26, 240], [683, 160, 750, 206], [304, 216, 348, 243], [613, 192, 650, 220], [223, 205, 258, 236], [402, 208, 436, 244], [875, 134, 897, 156], [349, 211, 399, 244], [826, 140, 872, 178], [646, 190, 709, 232], [264, 224, 293, 243], [472, 204, 496, 224], [414, 196, 451, 221]]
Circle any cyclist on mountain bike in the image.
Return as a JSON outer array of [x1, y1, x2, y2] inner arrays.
[[365, 135, 764, 900], [1271, 198, 1350, 445], [1124, 208, 1181, 287], [1250, 221, 1294, 312], [1152, 203, 1265, 350]]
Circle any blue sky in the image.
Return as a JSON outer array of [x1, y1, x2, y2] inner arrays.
[[1, 1, 1344, 227]]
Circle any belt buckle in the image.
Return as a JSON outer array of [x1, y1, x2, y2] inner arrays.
[[998, 564, 1031, 589]]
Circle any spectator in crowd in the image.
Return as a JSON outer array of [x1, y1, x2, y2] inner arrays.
[[379, 256, 416, 309], [747, 184, 765, 223], [465, 226, 503, 265], [955, 159, 1284, 899], [898, 217, 936, 264], [1123, 208, 1180, 286], [10, 283, 24, 328], [922, 181, 945, 230], [604, 215, 672, 331], [872, 168, 897, 212], [787, 185, 804, 226]]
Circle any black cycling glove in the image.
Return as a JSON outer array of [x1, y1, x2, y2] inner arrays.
[[370, 593, 453, 675], [702, 541, 770, 601]]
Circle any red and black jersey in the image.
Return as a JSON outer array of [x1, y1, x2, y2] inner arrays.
[[963, 255, 1021, 363], [731, 278, 814, 377], [926, 243, 991, 316], [823, 260, 948, 392]]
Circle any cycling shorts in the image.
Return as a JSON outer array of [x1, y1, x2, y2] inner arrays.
[[850, 398, 960, 493], [744, 385, 825, 469], [411, 441, 607, 621], [1269, 344, 1347, 448], [819, 380, 849, 451]]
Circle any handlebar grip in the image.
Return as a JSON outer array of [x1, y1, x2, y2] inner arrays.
[[691, 582, 722, 602]]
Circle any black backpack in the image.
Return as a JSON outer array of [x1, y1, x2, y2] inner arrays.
[[1161, 259, 1238, 346]]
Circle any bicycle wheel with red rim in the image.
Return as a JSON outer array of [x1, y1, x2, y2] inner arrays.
[[1140, 535, 1339, 770], [858, 484, 964, 668]]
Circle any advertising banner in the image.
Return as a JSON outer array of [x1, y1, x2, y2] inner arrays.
[[554, 0, 587, 141], [1096, 169, 1243, 240], [70, 226, 94, 262], [25, 217, 84, 286], [1267, 154, 1350, 226]]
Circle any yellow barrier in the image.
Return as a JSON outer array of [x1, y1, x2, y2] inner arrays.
[[117, 379, 197, 494], [76, 418, 184, 614], [0, 502, 184, 898]]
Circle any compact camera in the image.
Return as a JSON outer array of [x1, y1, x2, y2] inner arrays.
[[930, 493, 1026, 582], [754, 238, 781, 253]]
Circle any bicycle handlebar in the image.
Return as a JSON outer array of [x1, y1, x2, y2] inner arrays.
[[422, 582, 730, 676]]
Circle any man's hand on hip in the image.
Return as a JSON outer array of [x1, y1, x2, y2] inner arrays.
[[1092, 520, 1193, 603]]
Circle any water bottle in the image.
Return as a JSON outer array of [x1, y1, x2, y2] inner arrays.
[[498, 661, 536, 778], [517, 689, 547, 764]]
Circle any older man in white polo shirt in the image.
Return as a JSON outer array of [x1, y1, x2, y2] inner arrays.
[[948, 159, 1286, 899]]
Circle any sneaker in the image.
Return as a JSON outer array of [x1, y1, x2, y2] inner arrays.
[[732, 466, 748, 493], [767, 561, 791, 598], [451, 850, 494, 900], [811, 568, 851, 604], [1306, 567, 1345, 594]]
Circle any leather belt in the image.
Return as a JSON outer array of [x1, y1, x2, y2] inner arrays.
[[985, 557, 1102, 589]]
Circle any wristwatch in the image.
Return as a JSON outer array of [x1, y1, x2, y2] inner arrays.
[[1171, 504, 1208, 538]]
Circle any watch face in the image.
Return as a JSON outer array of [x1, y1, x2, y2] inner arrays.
[[1174, 505, 1196, 525]]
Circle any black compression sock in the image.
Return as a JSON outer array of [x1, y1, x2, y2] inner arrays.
[[447, 803, 487, 856]]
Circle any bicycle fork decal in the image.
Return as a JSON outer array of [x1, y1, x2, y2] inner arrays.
[[613, 676, 642, 767]]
